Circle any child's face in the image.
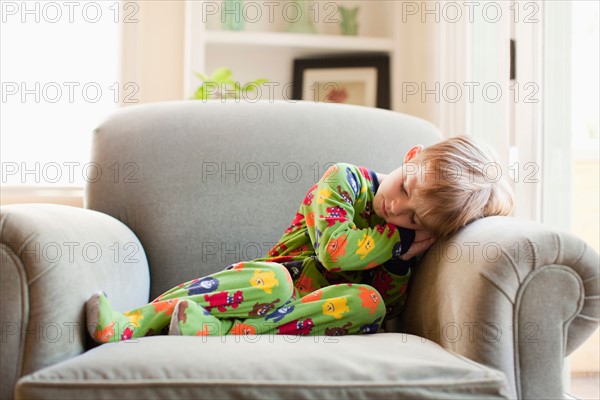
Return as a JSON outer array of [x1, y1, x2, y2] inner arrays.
[[373, 145, 428, 230]]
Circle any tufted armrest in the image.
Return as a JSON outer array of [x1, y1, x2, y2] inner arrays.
[[0, 204, 150, 400], [400, 216, 600, 399]]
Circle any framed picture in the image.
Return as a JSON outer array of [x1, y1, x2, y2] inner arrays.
[[292, 55, 390, 109]]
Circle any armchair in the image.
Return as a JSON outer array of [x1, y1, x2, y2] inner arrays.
[[2, 101, 598, 399]]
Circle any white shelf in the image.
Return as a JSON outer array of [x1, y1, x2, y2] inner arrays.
[[183, 0, 401, 104], [205, 30, 394, 52]]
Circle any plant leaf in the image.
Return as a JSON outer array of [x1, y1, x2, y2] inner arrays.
[[191, 86, 207, 100], [211, 67, 233, 83], [191, 67, 269, 100]]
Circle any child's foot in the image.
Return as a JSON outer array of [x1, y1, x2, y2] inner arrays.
[[168, 300, 184, 335], [86, 291, 138, 343], [169, 299, 224, 336]]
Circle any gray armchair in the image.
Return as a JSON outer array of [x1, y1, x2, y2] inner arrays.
[[2, 101, 598, 399]]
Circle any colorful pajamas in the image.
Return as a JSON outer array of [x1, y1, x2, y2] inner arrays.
[[88, 163, 416, 343]]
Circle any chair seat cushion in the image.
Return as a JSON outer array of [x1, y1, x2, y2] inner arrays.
[[16, 333, 510, 399]]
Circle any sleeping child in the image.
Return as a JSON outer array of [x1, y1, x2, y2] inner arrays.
[[86, 135, 514, 341]]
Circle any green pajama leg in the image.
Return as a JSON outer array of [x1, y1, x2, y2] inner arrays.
[[254, 283, 387, 336], [169, 299, 269, 336], [169, 283, 386, 337], [86, 261, 294, 343]]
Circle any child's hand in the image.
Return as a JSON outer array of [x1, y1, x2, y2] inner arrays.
[[399, 229, 437, 260]]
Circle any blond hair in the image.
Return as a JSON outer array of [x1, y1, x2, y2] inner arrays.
[[410, 136, 514, 238]]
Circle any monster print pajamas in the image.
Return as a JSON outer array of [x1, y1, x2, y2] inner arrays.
[[88, 163, 417, 342]]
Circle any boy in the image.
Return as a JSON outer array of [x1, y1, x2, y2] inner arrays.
[[87, 136, 514, 342]]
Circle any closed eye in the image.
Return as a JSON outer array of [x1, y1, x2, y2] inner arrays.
[[402, 178, 410, 197], [403, 179, 418, 224]]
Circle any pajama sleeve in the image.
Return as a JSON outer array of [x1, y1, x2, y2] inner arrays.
[[370, 258, 416, 320], [301, 163, 410, 272]]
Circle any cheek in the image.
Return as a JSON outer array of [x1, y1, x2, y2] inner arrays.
[[374, 195, 386, 217], [373, 195, 382, 213], [374, 192, 382, 206]]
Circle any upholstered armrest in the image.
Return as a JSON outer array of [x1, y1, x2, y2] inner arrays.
[[0, 204, 150, 400], [399, 216, 600, 399]]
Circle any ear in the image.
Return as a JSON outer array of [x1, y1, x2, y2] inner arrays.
[[404, 145, 423, 163]]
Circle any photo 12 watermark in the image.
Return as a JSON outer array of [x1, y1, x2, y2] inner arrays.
[[2, 321, 80, 344], [1, 81, 139, 104], [426, 239, 541, 264], [2, 240, 142, 265], [1, 161, 139, 185], [413, 320, 539, 344], [1, 1, 139, 24], [400, 1, 540, 24], [202, 242, 280, 263], [401, 81, 540, 104], [200, 1, 342, 25], [200, 161, 337, 184]]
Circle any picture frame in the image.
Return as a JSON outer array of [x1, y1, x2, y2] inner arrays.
[[292, 55, 390, 109]]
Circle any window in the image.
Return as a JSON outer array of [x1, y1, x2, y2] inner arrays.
[[1, 0, 123, 187], [568, 2, 599, 398]]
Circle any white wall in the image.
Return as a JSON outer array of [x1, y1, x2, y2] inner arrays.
[[122, 0, 185, 104]]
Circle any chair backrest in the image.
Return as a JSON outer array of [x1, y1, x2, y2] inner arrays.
[[86, 100, 442, 299]]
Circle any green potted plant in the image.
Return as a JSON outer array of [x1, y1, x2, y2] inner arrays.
[[191, 67, 268, 101]]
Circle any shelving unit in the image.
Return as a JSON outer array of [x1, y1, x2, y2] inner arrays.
[[204, 30, 394, 51], [183, 0, 401, 107]]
